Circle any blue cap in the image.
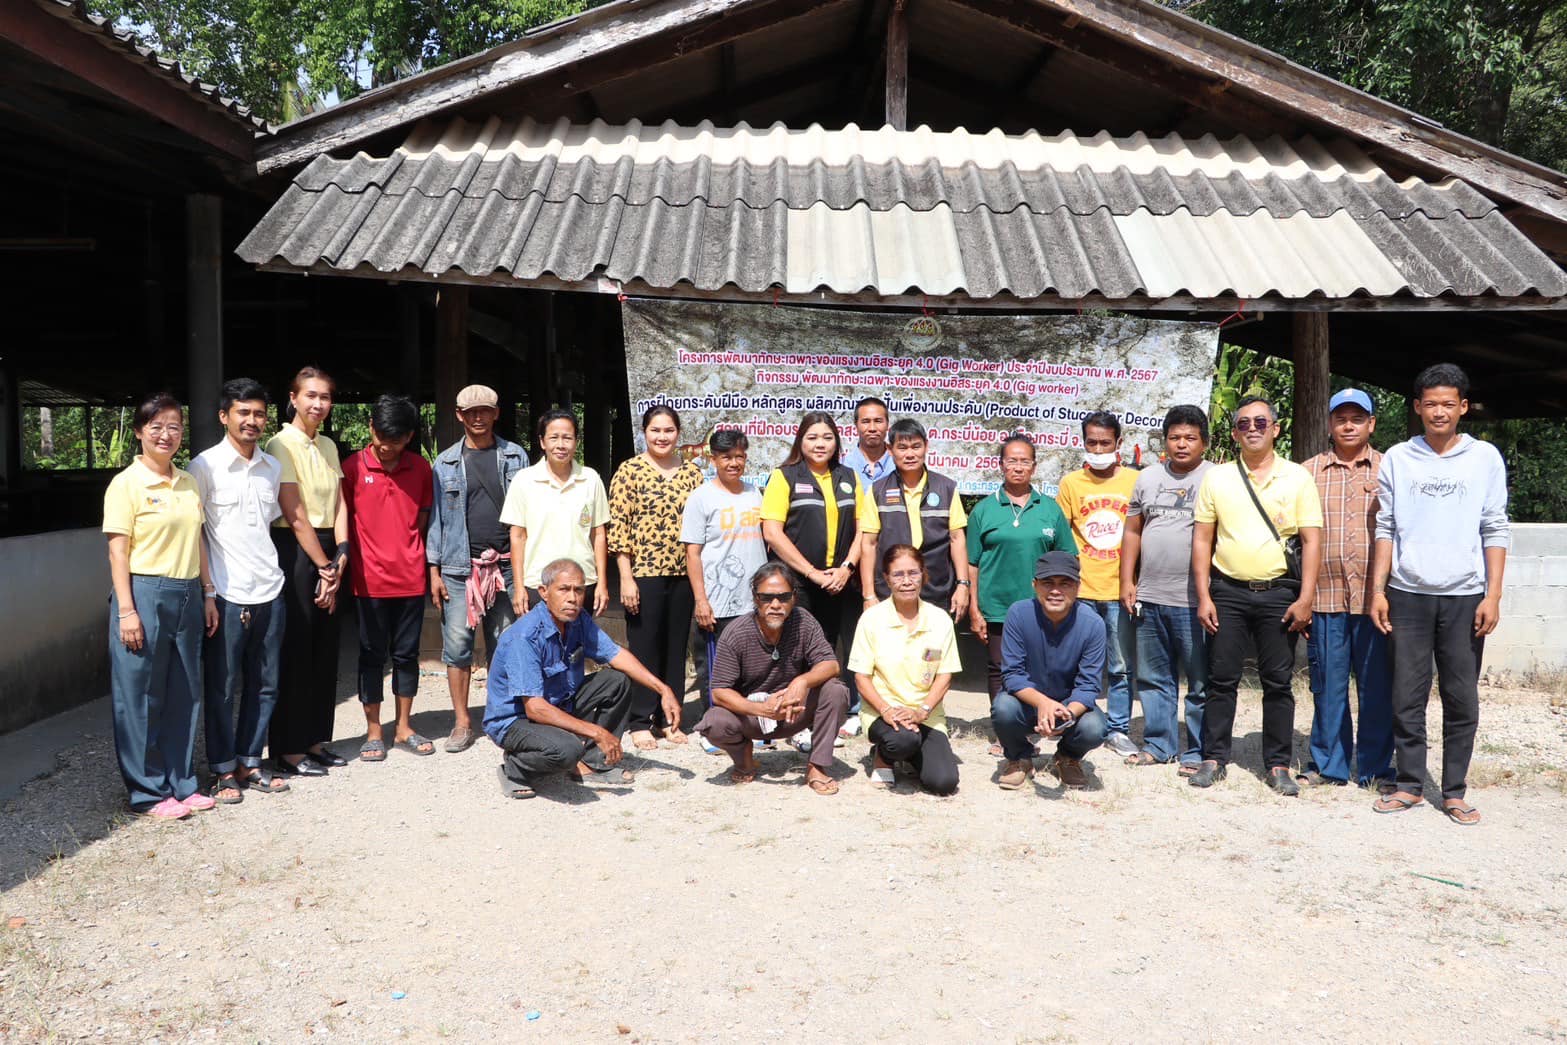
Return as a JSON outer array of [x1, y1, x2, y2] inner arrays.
[[1329, 388, 1375, 415]]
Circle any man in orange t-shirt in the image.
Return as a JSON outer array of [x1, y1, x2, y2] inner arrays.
[[1056, 410, 1140, 756]]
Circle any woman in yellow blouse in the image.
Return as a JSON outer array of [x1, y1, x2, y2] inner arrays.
[[848, 544, 961, 795], [609, 405, 704, 749], [265, 367, 350, 778], [104, 393, 219, 819]]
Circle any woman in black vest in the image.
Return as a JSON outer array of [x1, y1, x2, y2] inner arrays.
[[760, 412, 866, 666]]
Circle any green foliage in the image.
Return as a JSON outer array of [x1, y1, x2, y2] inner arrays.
[[1461, 419, 1567, 522], [1170, 0, 1567, 172], [1208, 341, 1297, 459], [86, 0, 598, 124]]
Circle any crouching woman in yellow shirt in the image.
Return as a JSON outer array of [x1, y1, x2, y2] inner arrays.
[[103, 393, 219, 819], [848, 544, 962, 795]]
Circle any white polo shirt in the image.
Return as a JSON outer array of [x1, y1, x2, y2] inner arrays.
[[498, 460, 610, 588], [190, 438, 286, 604]]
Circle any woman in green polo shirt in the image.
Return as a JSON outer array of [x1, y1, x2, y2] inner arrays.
[[104, 392, 219, 819], [967, 434, 1077, 703]]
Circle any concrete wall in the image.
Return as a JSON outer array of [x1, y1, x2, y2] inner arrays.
[[1489, 523, 1567, 686], [0, 527, 109, 734]]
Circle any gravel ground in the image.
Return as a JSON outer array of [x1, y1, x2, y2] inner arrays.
[[2, 655, 1566, 1044]]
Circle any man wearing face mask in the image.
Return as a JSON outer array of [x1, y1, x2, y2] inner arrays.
[[1055, 411, 1140, 757]]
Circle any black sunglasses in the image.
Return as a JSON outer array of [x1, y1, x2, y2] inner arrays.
[[754, 591, 796, 604], [1233, 417, 1274, 432]]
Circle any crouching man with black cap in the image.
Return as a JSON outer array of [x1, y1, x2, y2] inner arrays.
[[992, 550, 1109, 791]]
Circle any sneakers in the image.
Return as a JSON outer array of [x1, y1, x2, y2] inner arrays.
[[1267, 767, 1301, 797], [139, 797, 191, 820], [1052, 755, 1088, 790], [838, 718, 861, 738], [1103, 731, 1139, 757], [791, 728, 812, 753], [997, 760, 1035, 790], [1188, 760, 1227, 788]]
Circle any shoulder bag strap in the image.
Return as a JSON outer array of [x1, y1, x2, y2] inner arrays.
[[1236, 458, 1284, 544]]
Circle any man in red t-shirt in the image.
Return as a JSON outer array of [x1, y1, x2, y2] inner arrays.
[[341, 395, 434, 761]]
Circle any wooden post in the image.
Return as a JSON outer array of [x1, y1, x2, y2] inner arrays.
[[185, 194, 223, 452], [83, 405, 95, 470], [434, 285, 469, 448], [399, 288, 421, 402], [0, 361, 20, 492], [885, 0, 909, 131], [1291, 311, 1330, 462], [584, 302, 611, 478], [525, 291, 555, 457]]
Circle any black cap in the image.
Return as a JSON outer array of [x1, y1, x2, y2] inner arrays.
[[1033, 550, 1081, 582]]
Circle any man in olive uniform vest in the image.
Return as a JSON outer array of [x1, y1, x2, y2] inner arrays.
[[858, 419, 970, 617]]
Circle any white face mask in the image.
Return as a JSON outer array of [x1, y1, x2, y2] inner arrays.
[[1085, 450, 1120, 470]]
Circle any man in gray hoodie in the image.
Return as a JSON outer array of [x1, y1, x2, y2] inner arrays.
[[1369, 363, 1509, 825]]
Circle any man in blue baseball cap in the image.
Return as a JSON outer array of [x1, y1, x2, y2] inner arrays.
[[1300, 387, 1393, 789]]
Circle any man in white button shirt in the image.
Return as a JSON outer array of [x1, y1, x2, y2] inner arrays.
[[189, 378, 290, 802]]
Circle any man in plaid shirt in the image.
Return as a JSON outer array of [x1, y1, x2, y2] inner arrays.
[[1300, 389, 1393, 789]]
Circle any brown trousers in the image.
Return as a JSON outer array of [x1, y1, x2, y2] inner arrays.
[[695, 678, 850, 771]]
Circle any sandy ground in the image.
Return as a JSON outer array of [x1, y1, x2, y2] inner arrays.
[[3, 644, 1567, 1044]]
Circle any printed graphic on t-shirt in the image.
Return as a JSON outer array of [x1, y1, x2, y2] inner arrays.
[[1076, 494, 1128, 561], [1145, 482, 1197, 519], [1412, 477, 1467, 500]]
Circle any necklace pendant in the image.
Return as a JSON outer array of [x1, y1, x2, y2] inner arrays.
[[1012, 518, 1020, 527]]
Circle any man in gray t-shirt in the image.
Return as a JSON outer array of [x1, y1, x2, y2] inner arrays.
[[1118, 406, 1213, 769]]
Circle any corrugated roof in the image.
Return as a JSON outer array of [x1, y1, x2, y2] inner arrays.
[[45, 0, 269, 133], [237, 117, 1567, 301]]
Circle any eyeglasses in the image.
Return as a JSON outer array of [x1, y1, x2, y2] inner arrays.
[[1233, 417, 1274, 432], [887, 570, 923, 582], [754, 591, 795, 605], [143, 424, 183, 436]]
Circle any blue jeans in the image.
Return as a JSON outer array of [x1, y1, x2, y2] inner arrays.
[[992, 690, 1108, 761], [203, 594, 285, 774], [1083, 599, 1136, 735], [1306, 611, 1394, 784], [439, 566, 517, 669], [1134, 602, 1208, 765], [109, 576, 202, 810]]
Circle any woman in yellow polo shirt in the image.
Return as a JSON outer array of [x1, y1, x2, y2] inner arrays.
[[609, 405, 704, 750], [104, 393, 219, 819], [847, 544, 961, 795], [760, 412, 866, 667], [266, 366, 350, 778]]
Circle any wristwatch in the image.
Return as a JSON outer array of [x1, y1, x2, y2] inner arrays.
[[955, 580, 971, 587]]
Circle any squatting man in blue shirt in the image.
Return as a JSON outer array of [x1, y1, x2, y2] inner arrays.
[[992, 550, 1109, 791], [483, 557, 679, 799]]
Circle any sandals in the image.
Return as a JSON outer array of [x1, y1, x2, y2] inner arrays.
[[240, 769, 289, 794], [496, 766, 535, 800], [395, 733, 435, 756], [209, 775, 244, 804], [806, 776, 840, 796], [730, 766, 757, 785], [1373, 791, 1422, 814], [1124, 751, 1166, 767], [1443, 800, 1481, 826], [1177, 763, 1202, 777], [360, 739, 387, 763]]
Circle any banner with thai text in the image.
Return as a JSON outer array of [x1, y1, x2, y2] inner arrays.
[[622, 299, 1216, 494]]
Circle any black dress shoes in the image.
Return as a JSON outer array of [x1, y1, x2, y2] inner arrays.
[[305, 748, 348, 768], [274, 756, 328, 777]]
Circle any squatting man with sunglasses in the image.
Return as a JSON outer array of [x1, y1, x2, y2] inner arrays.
[[692, 563, 852, 795]]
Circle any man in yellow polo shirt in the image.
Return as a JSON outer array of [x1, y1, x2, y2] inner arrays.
[[856, 419, 969, 617], [1190, 396, 1323, 795]]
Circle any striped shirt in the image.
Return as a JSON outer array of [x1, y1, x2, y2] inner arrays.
[[1306, 446, 1382, 614]]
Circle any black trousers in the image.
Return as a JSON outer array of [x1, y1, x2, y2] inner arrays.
[[1387, 589, 1484, 800], [984, 624, 1007, 699], [625, 575, 695, 732], [1203, 577, 1298, 769], [356, 594, 424, 704], [868, 718, 960, 795], [799, 584, 857, 681], [269, 529, 342, 756], [499, 669, 633, 783]]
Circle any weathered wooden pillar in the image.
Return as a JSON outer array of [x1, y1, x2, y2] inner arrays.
[[0, 361, 20, 491], [434, 285, 469, 447], [399, 287, 421, 401], [584, 302, 612, 477], [885, 0, 908, 131], [525, 291, 555, 456], [1291, 311, 1330, 461], [186, 194, 223, 451]]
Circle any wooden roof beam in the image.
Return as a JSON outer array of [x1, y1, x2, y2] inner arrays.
[[0, 0, 255, 163]]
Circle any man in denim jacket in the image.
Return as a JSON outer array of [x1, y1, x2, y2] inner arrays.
[[427, 384, 529, 752]]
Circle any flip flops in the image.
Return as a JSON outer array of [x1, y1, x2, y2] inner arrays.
[[496, 766, 535, 799], [396, 733, 435, 756], [1443, 801, 1482, 826], [1373, 792, 1422, 814]]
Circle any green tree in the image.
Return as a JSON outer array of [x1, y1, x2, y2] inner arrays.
[[1170, 0, 1567, 171]]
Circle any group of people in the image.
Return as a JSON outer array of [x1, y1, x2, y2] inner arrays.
[[104, 362, 1508, 824]]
